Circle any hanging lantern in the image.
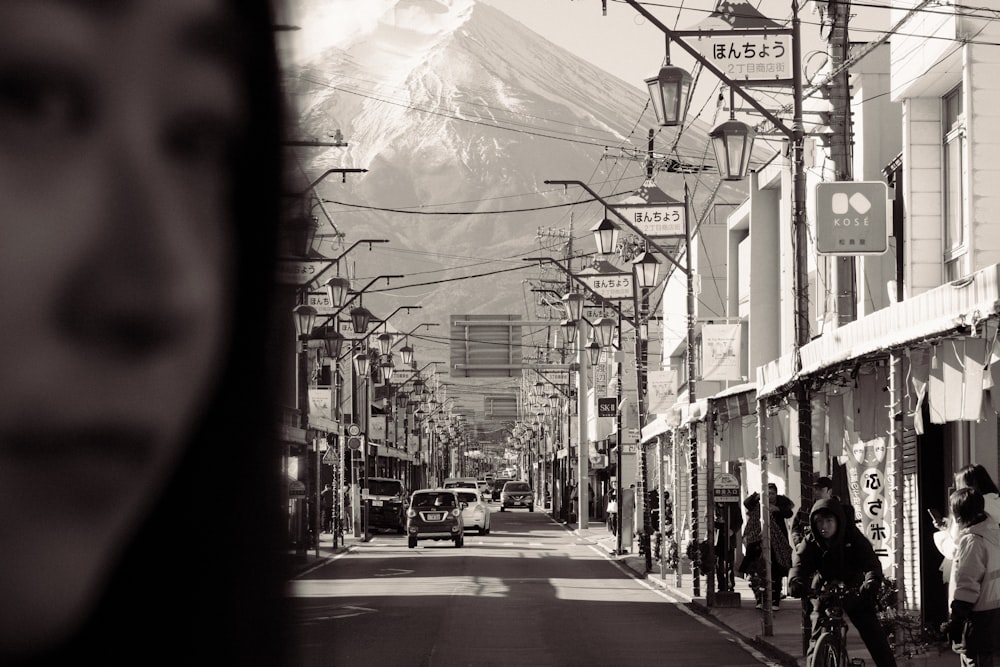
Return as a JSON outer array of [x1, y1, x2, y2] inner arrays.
[[645, 64, 692, 127], [710, 119, 756, 181]]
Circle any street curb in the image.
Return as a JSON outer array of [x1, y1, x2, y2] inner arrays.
[[563, 521, 802, 667]]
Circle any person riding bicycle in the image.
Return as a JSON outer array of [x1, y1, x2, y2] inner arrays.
[[788, 499, 897, 667]]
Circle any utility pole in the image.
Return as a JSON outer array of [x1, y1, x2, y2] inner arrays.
[[827, 0, 857, 326]]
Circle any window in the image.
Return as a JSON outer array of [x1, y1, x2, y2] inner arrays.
[[943, 86, 967, 280]]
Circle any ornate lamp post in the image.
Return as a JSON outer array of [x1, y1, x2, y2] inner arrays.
[[562, 292, 591, 529], [621, 0, 808, 627]]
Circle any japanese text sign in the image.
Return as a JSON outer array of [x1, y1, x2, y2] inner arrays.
[[612, 204, 685, 238], [698, 36, 793, 82], [581, 272, 633, 300], [815, 181, 889, 255]]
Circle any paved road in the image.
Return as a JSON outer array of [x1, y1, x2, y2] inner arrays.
[[287, 507, 783, 667]]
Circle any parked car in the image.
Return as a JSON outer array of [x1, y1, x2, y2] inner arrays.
[[453, 488, 491, 535], [365, 477, 407, 533], [491, 477, 512, 501], [406, 489, 464, 548], [499, 481, 533, 512]]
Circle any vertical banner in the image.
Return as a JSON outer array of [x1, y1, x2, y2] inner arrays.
[[592, 362, 609, 399], [646, 369, 678, 415], [701, 323, 742, 381], [845, 435, 890, 572], [369, 415, 387, 442], [308, 389, 335, 419]]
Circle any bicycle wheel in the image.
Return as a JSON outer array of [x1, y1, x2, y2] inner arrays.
[[807, 631, 842, 667]]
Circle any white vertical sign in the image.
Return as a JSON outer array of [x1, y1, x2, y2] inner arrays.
[[646, 370, 677, 414], [702, 323, 742, 381]]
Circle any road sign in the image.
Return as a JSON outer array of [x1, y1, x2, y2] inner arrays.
[[714, 472, 740, 502], [347, 424, 362, 436], [288, 480, 306, 497], [612, 203, 685, 237], [580, 272, 633, 300], [815, 181, 889, 255], [322, 448, 337, 465], [346, 436, 364, 451]]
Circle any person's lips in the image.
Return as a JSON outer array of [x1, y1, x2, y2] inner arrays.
[[0, 424, 156, 513]]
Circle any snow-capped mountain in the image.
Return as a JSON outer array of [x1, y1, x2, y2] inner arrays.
[[279, 0, 753, 407]]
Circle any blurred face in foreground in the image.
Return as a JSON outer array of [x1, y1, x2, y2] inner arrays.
[[0, 0, 243, 656]]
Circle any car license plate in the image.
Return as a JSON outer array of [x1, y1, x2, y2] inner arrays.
[[371, 500, 383, 507], [514, 501, 522, 505], [426, 512, 442, 521]]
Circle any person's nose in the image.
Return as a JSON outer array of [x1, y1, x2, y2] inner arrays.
[[54, 135, 217, 361]]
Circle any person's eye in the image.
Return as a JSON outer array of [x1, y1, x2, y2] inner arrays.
[[0, 67, 88, 147], [164, 111, 239, 168]]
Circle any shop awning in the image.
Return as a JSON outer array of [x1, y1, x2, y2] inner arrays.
[[756, 262, 1000, 398], [641, 413, 675, 443]]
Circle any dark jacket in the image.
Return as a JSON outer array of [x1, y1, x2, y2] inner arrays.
[[788, 499, 882, 597]]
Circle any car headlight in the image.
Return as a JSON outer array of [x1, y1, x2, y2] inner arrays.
[[406, 509, 416, 518], [451, 508, 461, 518]]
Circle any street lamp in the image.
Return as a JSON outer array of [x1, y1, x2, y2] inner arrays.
[[645, 62, 693, 127], [631, 251, 660, 289], [710, 92, 756, 181], [376, 332, 394, 356], [562, 291, 591, 529], [622, 0, 809, 626], [292, 304, 318, 342], [545, 176, 694, 581], [349, 305, 373, 334], [399, 344, 414, 366], [591, 218, 619, 255], [324, 275, 351, 308]]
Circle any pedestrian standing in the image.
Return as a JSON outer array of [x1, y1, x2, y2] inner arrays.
[[606, 487, 618, 536], [945, 487, 1000, 666], [715, 502, 742, 593], [741, 484, 794, 608], [934, 464, 1000, 583]]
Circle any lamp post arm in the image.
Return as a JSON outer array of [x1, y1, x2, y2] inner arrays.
[[622, 0, 799, 141], [318, 274, 405, 328], [373, 305, 422, 332], [523, 256, 639, 330], [391, 361, 439, 389], [302, 238, 391, 290], [527, 369, 571, 399], [543, 179, 687, 277]]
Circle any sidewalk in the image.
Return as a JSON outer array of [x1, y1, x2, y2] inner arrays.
[[290, 518, 955, 667], [568, 520, 953, 667]]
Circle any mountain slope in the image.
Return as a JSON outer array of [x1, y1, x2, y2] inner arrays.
[[281, 0, 754, 421]]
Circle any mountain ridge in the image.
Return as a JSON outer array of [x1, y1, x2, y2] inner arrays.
[[281, 0, 754, 422]]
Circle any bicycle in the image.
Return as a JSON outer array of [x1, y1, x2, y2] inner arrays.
[[807, 580, 867, 667]]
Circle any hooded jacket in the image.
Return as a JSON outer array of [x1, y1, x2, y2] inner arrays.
[[950, 515, 1000, 612], [788, 498, 882, 597]]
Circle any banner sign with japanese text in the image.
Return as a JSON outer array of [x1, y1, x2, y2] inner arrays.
[[845, 435, 890, 573]]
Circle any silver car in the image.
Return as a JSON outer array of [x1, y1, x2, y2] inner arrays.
[[454, 488, 491, 535]]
